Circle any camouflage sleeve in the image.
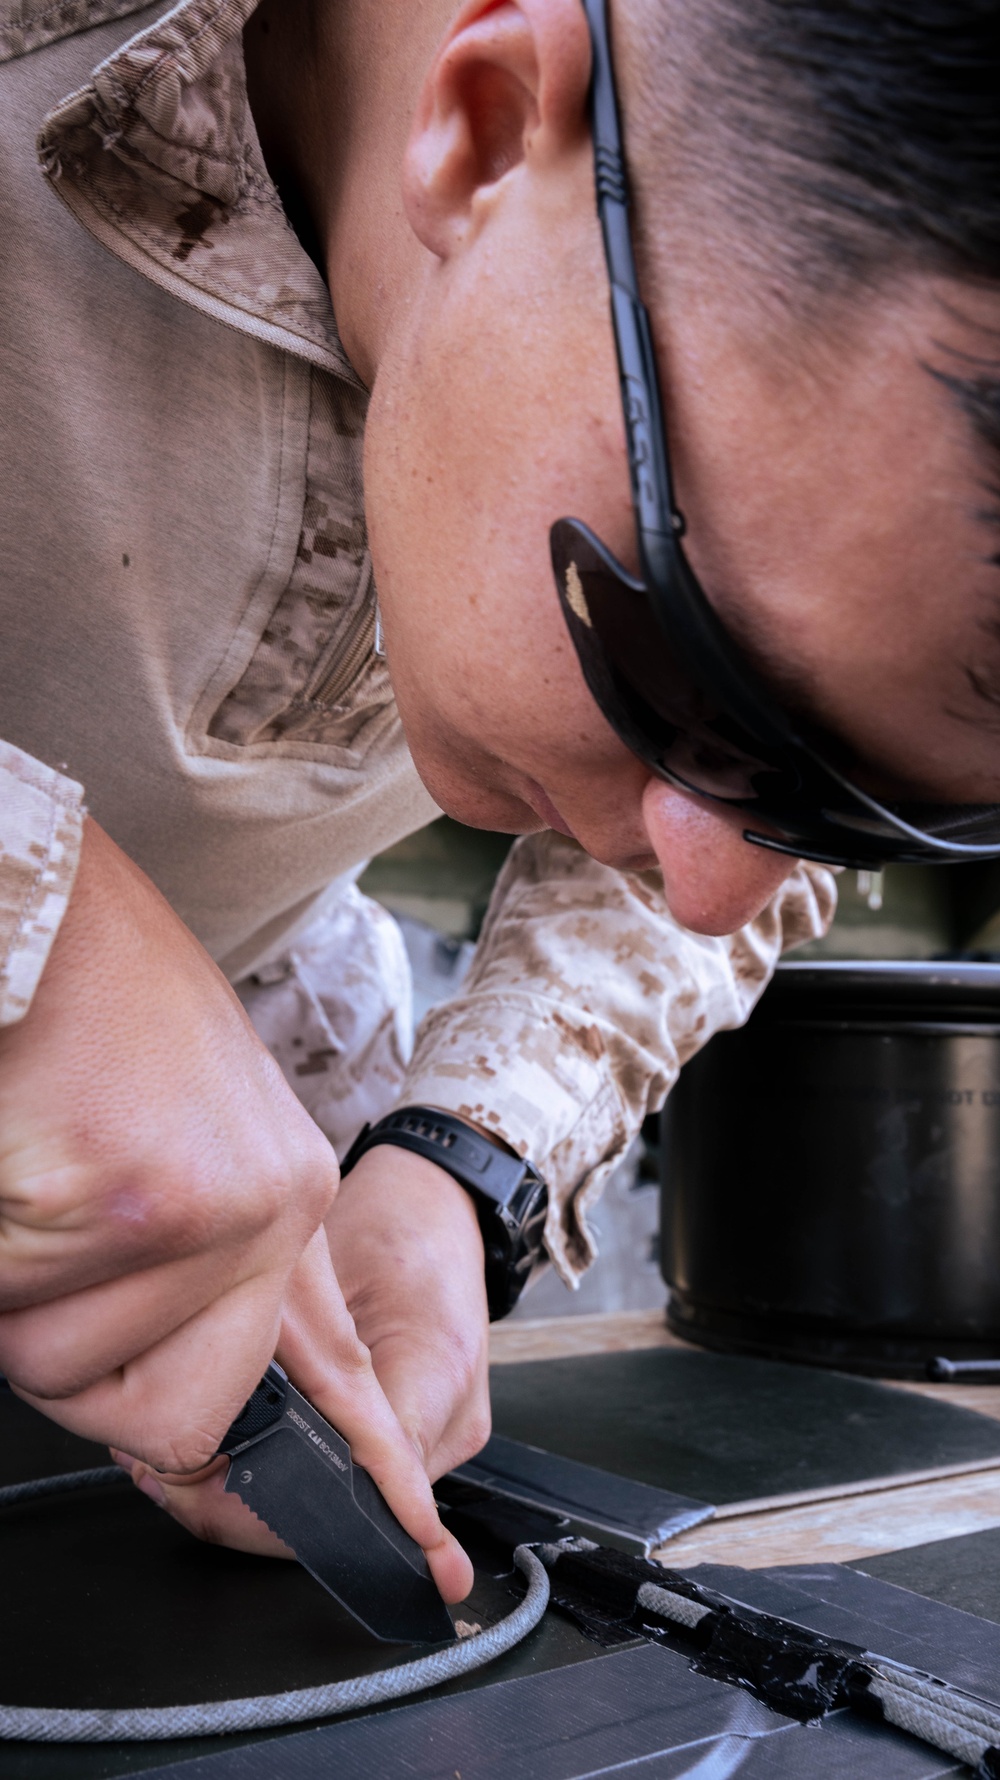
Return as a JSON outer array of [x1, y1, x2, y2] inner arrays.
[[0, 740, 85, 1027], [400, 832, 837, 1285]]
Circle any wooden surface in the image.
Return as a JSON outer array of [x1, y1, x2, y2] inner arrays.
[[489, 1310, 1000, 1570], [658, 1464, 1000, 1569], [490, 1309, 683, 1366]]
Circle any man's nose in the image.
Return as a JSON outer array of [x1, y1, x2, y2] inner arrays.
[[641, 778, 797, 936]]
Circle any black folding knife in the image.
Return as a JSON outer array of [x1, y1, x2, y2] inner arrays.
[[219, 1362, 456, 1645]]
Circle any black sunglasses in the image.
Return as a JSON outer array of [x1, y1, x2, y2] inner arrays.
[[551, 0, 1000, 869]]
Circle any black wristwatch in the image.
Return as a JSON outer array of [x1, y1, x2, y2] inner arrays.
[[340, 1107, 548, 1321]]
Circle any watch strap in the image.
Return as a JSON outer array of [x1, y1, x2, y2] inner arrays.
[[340, 1107, 548, 1320]]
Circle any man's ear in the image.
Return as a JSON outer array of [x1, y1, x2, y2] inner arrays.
[[403, 0, 592, 260]]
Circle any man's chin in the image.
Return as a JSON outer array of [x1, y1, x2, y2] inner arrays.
[[521, 781, 576, 840], [407, 749, 547, 836]]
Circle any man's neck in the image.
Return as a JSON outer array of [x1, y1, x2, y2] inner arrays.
[[243, 0, 453, 387]]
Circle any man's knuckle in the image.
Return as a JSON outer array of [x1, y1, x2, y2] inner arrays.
[[156, 1493, 223, 1544], [436, 1336, 486, 1404], [183, 1512, 224, 1546], [245, 1160, 296, 1230], [284, 1139, 339, 1224], [244, 1143, 335, 1234], [460, 1405, 492, 1460], [151, 1432, 217, 1475], [304, 1158, 338, 1222], [95, 1162, 225, 1255], [337, 1334, 375, 1381]]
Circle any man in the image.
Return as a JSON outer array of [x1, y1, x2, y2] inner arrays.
[[0, 0, 995, 1604]]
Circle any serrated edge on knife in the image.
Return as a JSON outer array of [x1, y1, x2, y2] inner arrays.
[[224, 1463, 297, 1558]]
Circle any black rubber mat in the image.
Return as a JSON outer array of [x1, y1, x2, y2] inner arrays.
[[453, 1430, 713, 1552], [0, 1390, 616, 1780], [489, 1349, 1000, 1503], [139, 1641, 964, 1779], [5, 1375, 998, 1780], [851, 1525, 1000, 1625]]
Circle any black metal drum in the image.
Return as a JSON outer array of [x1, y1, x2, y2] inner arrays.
[[661, 961, 1000, 1376]]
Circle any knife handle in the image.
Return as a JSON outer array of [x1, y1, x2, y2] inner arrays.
[[218, 1362, 288, 1456]]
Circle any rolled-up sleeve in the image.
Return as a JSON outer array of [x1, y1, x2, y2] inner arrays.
[[0, 740, 84, 1027], [401, 832, 836, 1285]]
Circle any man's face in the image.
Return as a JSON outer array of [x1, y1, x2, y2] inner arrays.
[[363, 73, 1000, 935]]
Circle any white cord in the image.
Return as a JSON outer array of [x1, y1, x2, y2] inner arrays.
[[0, 1468, 549, 1743], [636, 1571, 1000, 1772], [18, 1469, 998, 1767], [0, 1466, 123, 1508]]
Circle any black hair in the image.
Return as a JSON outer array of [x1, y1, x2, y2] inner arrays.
[[626, 0, 1000, 472], [628, 0, 1000, 280], [711, 0, 1000, 285]]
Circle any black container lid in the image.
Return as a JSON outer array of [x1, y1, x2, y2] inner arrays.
[[756, 959, 1000, 1025]]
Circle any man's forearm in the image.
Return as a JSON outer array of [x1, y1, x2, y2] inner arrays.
[[400, 830, 838, 1284]]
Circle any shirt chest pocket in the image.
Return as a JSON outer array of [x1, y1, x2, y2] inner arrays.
[[205, 369, 393, 760]]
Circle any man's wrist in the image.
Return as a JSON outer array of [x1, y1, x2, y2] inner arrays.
[[326, 1146, 487, 1332], [333, 1141, 482, 1234], [340, 1107, 548, 1321]]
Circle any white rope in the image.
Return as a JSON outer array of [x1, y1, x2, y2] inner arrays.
[[0, 1467, 123, 1509], [0, 1468, 549, 1743], [871, 1680, 991, 1770], [10, 1466, 1000, 1767], [873, 1665, 1000, 1739], [627, 1569, 1000, 1772], [869, 1666, 1000, 1771], [636, 1581, 711, 1630]]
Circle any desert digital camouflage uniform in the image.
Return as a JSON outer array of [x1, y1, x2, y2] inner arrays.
[[0, 0, 836, 1286]]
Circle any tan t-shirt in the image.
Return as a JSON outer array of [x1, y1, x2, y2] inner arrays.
[[0, 0, 836, 1281]]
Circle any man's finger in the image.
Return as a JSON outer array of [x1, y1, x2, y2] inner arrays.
[[11, 1269, 289, 1472], [0, 1231, 291, 1400], [363, 1326, 491, 1483], [276, 1232, 474, 1605], [324, 1147, 491, 1483]]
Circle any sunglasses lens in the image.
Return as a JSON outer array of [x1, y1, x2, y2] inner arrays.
[[550, 518, 1000, 863], [551, 518, 791, 802]]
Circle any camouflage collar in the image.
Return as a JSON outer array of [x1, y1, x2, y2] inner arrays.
[[0, 0, 151, 64], [31, 0, 361, 382]]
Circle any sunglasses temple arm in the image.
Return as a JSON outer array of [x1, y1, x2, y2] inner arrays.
[[583, 0, 688, 588], [744, 829, 880, 871]]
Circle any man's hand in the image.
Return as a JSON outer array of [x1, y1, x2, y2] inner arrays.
[[325, 1144, 491, 1483], [0, 819, 471, 1604], [110, 1225, 472, 1601]]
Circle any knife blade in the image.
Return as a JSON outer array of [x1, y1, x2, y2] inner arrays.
[[219, 1362, 457, 1645]]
